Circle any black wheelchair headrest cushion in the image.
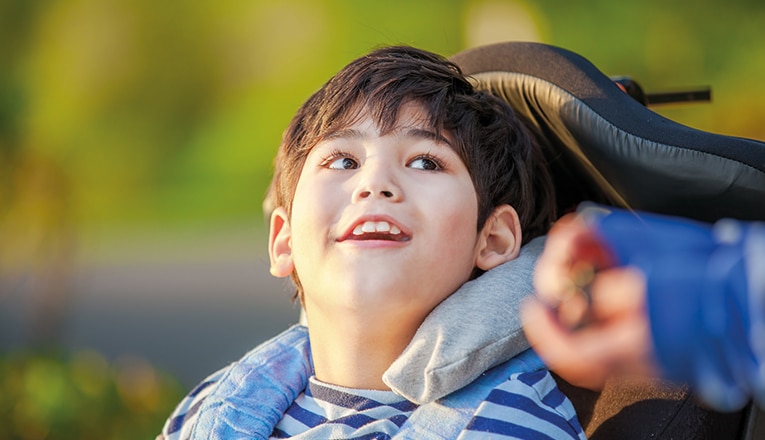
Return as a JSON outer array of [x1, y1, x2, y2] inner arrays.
[[451, 42, 765, 222]]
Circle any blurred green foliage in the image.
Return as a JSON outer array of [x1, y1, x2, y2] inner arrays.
[[0, 0, 465, 238], [0, 349, 184, 440], [1, 0, 764, 240]]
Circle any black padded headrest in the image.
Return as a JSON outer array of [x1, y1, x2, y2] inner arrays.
[[451, 42, 765, 222]]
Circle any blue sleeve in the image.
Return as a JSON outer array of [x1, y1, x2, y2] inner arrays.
[[587, 207, 765, 411], [160, 368, 226, 439]]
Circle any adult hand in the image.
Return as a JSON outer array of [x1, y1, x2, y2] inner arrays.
[[522, 213, 658, 390]]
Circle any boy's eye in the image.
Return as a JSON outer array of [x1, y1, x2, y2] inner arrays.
[[326, 156, 359, 170], [408, 155, 443, 171]]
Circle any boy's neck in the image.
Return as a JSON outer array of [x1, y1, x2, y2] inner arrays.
[[306, 309, 421, 391]]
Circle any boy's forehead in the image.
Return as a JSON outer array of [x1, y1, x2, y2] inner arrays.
[[322, 101, 454, 146]]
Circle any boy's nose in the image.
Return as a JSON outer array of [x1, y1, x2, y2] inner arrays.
[[352, 156, 403, 202], [358, 189, 395, 199], [352, 174, 402, 202]]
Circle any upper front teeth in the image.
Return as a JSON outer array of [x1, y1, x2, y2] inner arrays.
[[353, 221, 401, 236]]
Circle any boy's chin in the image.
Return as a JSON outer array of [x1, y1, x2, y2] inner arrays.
[[318, 279, 447, 318]]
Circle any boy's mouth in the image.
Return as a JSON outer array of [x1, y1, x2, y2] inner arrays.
[[340, 220, 411, 242]]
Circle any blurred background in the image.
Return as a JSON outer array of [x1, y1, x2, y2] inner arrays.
[[1, 0, 764, 438]]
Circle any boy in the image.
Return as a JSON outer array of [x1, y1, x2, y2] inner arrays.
[[160, 45, 584, 439]]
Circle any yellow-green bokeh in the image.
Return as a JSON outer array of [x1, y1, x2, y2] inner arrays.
[[2, 0, 763, 251]]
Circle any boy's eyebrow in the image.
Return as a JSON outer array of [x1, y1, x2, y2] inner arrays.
[[324, 127, 452, 147], [401, 127, 453, 147], [324, 128, 364, 141]]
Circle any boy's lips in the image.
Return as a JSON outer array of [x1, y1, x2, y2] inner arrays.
[[338, 216, 411, 242]]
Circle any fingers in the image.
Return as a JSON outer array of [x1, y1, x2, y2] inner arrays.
[[533, 215, 585, 304], [533, 213, 614, 311], [523, 266, 657, 390], [521, 297, 613, 390], [588, 267, 646, 321], [527, 211, 658, 388]]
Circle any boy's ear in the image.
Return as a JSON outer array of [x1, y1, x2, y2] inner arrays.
[[268, 206, 295, 278], [475, 204, 522, 271]]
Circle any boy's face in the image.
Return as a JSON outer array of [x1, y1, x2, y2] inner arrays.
[[270, 102, 484, 322]]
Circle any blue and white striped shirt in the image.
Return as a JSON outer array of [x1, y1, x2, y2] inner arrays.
[[159, 326, 585, 439], [270, 377, 417, 438], [271, 370, 584, 440], [162, 366, 584, 439]]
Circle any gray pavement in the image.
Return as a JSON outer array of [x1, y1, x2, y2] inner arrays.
[[0, 230, 301, 388]]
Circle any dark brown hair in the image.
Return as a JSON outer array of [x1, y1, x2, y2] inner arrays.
[[266, 45, 556, 299]]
